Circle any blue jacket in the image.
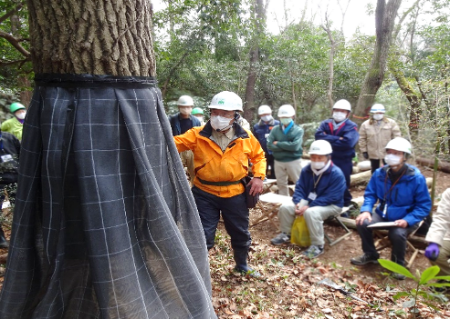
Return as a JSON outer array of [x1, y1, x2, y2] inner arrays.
[[169, 113, 201, 136], [315, 118, 359, 160], [292, 162, 346, 208], [253, 118, 280, 155], [361, 164, 431, 226]]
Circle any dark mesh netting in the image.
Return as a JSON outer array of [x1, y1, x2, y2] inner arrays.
[[0, 74, 216, 319]]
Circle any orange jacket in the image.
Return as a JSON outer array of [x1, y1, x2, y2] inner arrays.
[[174, 122, 266, 198]]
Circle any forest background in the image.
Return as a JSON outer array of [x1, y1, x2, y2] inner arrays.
[[0, 0, 449, 162]]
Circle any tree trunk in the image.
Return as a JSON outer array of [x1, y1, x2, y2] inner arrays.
[[27, 0, 156, 76], [243, 0, 267, 122], [353, 0, 402, 125], [323, 15, 336, 109], [0, 1, 215, 318]]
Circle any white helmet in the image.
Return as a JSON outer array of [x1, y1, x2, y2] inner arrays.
[[370, 103, 386, 113], [258, 105, 272, 115], [385, 137, 412, 154], [209, 91, 243, 111], [309, 140, 333, 155], [277, 104, 295, 117], [177, 95, 194, 106], [332, 99, 351, 111]]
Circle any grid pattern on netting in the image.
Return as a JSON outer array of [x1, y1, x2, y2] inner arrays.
[[0, 76, 216, 319]]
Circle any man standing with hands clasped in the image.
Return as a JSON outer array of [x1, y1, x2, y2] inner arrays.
[[350, 137, 431, 280]]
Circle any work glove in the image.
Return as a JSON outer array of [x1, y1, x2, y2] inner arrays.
[[425, 242, 440, 261], [363, 152, 368, 160]]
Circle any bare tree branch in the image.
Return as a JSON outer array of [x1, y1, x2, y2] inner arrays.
[[0, 29, 30, 57], [0, 58, 30, 66]]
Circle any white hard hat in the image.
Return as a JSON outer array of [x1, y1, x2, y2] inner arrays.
[[309, 140, 333, 155], [258, 105, 272, 115], [332, 99, 351, 111], [177, 95, 194, 106], [277, 104, 295, 117], [385, 137, 412, 154], [370, 103, 386, 113], [208, 91, 243, 111]]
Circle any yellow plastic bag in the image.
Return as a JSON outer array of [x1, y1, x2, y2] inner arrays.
[[290, 216, 311, 247]]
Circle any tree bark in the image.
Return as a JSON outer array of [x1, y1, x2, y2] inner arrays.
[[27, 0, 156, 76], [353, 0, 402, 125], [323, 14, 336, 109], [243, 0, 267, 122]]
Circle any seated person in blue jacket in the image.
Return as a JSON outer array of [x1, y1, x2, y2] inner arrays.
[[271, 140, 346, 258], [351, 137, 432, 280], [253, 105, 279, 179], [315, 99, 359, 207]]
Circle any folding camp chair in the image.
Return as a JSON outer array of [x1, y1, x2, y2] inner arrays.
[[373, 219, 424, 269], [324, 205, 354, 246]]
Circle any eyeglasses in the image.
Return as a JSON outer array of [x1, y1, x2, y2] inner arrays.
[[210, 109, 235, 119]]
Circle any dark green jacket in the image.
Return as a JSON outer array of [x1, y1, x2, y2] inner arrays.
[[267, 123, 303, 162]]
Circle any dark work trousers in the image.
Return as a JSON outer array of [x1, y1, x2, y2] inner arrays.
[[370, 159, 386, 174], [266, 154, 276, 179], [192, 186, 251, 251], [332, 157, 353, 206], [356, 213, 419, 266]]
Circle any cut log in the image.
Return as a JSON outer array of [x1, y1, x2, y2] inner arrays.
[[350, 170, 371, 186], [352, 166, 360, 174], [357, 160, 372, 171], [416, 157, 450, 174]]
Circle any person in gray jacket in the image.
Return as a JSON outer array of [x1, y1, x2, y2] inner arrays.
[[267, 104, 304, 196], [425, 188, 450, 278]]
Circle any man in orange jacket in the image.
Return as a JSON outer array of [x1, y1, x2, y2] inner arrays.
[[174, 91, 266, 277]]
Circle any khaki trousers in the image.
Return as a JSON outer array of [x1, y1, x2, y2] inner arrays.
[[279, 202, 341, 246], [430, 239, 450, 276], [274, 158, 302, 196]]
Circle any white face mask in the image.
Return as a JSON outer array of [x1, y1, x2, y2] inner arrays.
[[261, 115, 272, 122], [333, 111, 347, 123], [179, 107, 192, 115], [373, 114, 384, 121], [196, 116, 204, 122], [384, 154, 402, 167], [280, 118, 292, 126], [210, 115, 232, 131], [311, 161, 326, 170], [16, 111, 26, 120]]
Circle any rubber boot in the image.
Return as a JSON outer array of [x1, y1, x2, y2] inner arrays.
[[233, 248, 261, 278], [0, 226, 9, 249]]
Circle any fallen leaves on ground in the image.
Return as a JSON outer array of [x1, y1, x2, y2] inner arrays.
[[210, 228, 450, 318]]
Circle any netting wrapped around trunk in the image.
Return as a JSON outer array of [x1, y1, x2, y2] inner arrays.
[[0, 74, 216, 319]]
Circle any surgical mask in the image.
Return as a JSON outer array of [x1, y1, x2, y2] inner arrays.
[[280, 118, 292, 126], [261, 115, 272, 122], [196, 116, 204, 122], [179, 108, 192, 115], [333, 111, 347, 123], [384, 154, 402, 166], [311, 161, 326, 170], [16, 112, 26, 120], [210, 115, 232, 131], [373, 114, 384, 121]]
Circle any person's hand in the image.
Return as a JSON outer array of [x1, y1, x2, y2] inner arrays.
[[273, 141, 278, 145], [363, 152, 368, 159], [394, 219, 408, 228], [355, 212, 372, 225], [295, 204, 309, 216], [425, 243, 440, 261], [248, 177, 264, 196], [339, 137, 343, 140]]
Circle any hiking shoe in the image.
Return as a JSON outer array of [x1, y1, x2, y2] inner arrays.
[[302, 245, 324, 258], [234, 266, 262, 278], [350, 254, 379, 266], [392, 273, 406, 280], [271, 233, 290, 246]]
